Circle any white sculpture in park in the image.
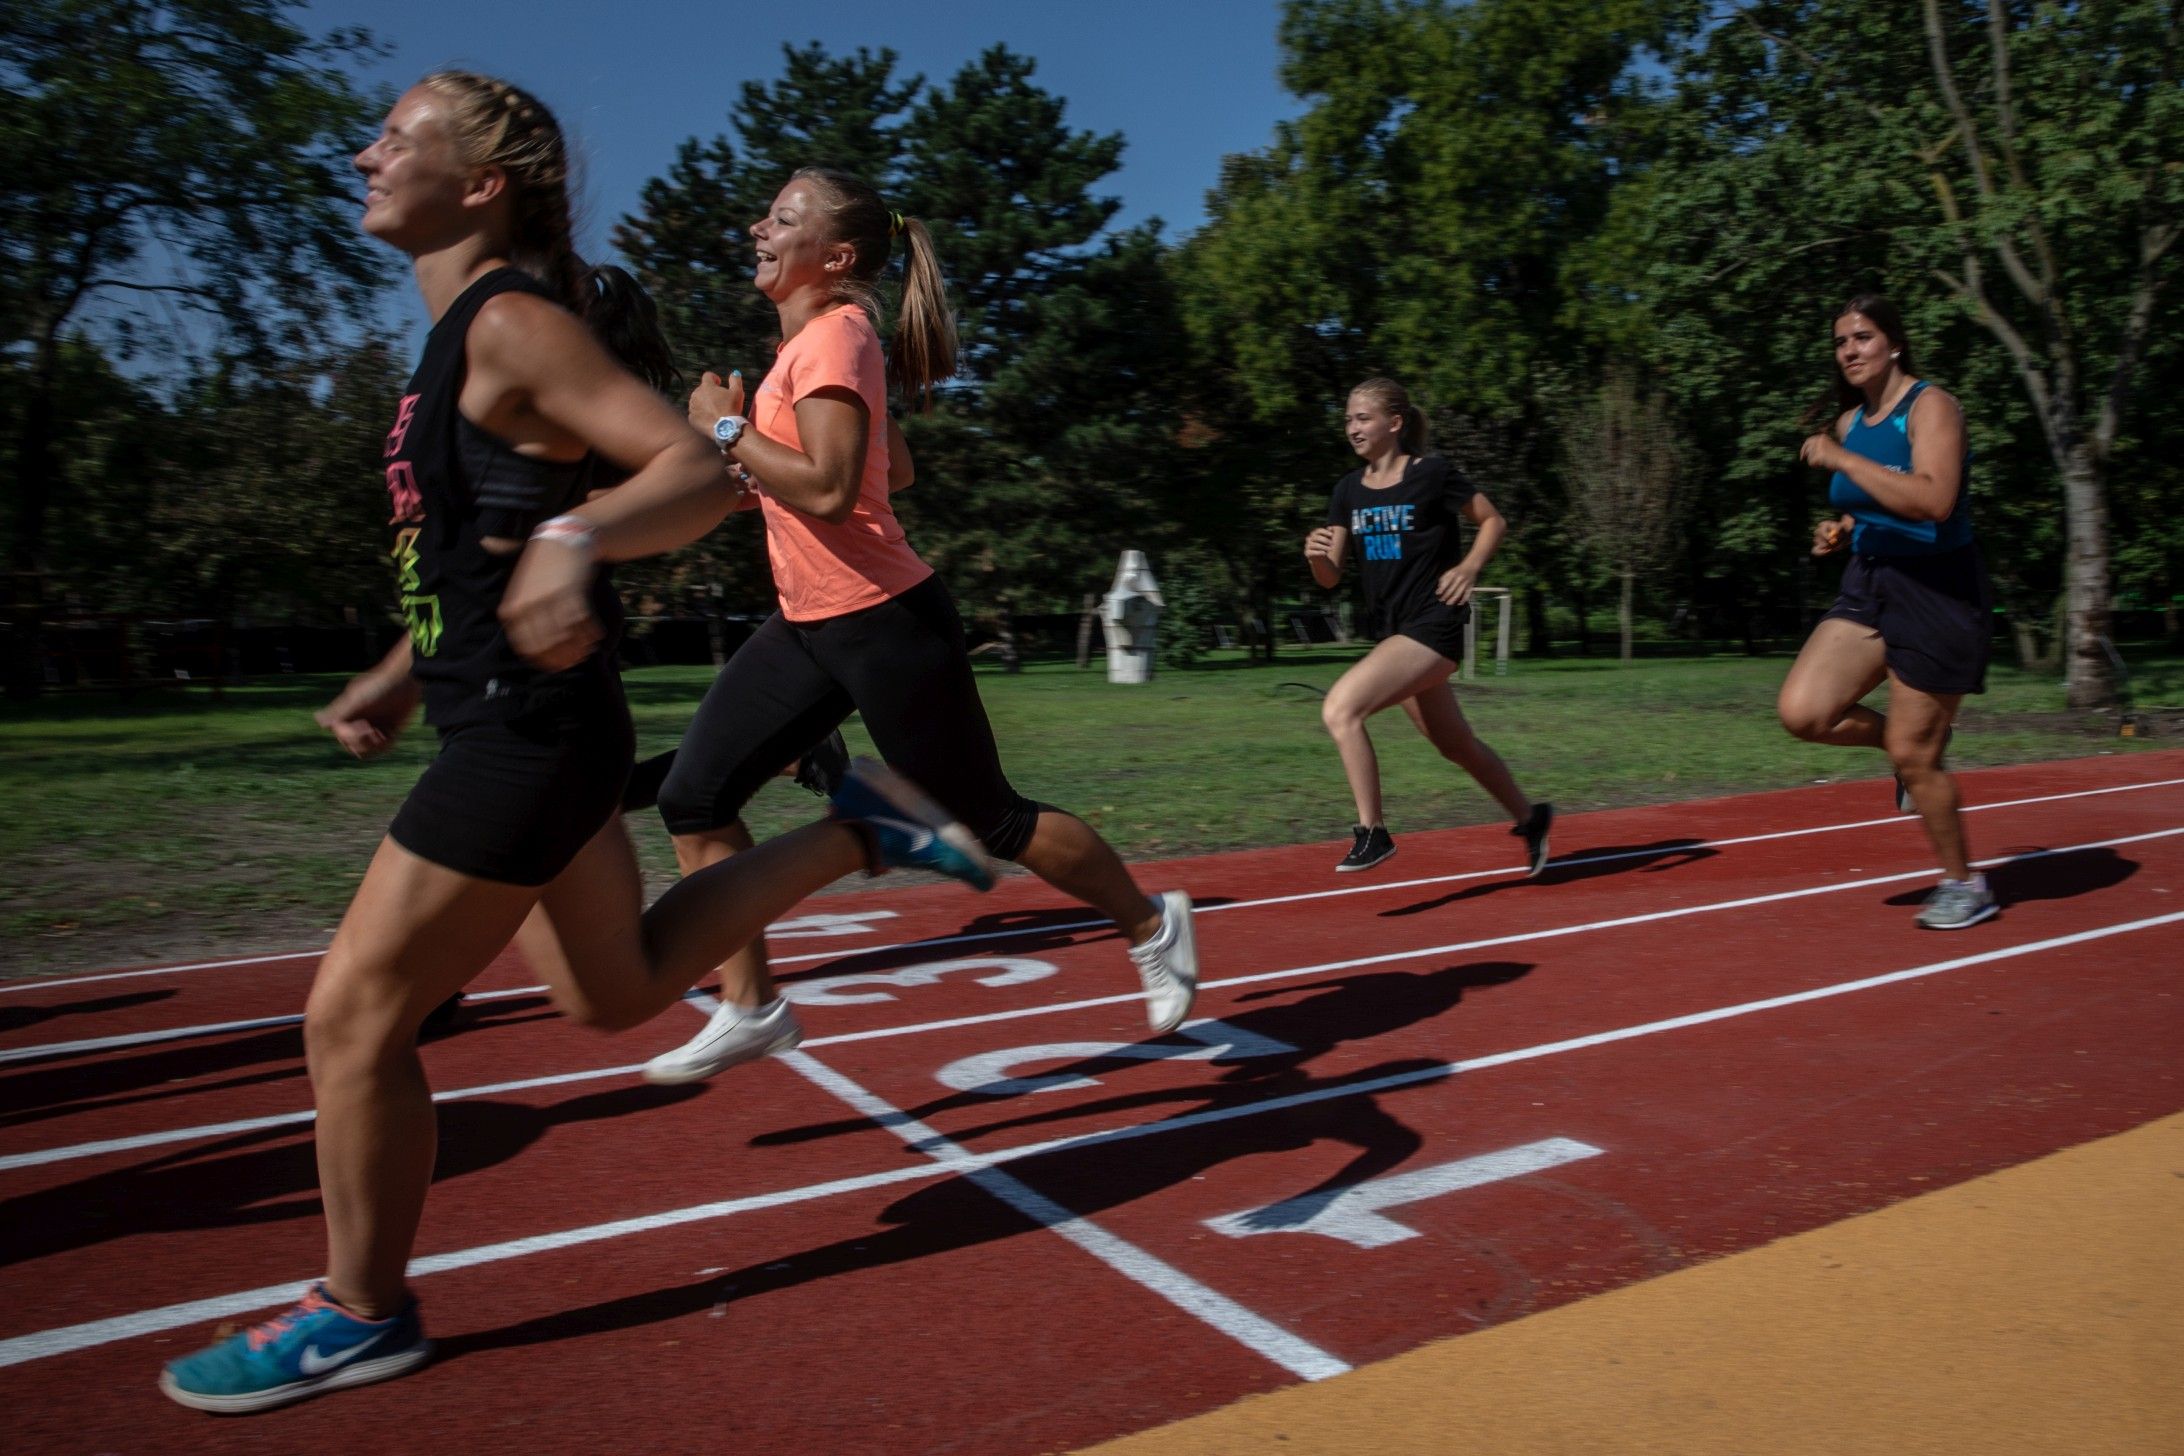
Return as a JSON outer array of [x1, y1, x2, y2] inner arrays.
[[1101, 550, 1163, 684]]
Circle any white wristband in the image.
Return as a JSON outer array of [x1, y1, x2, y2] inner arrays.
[[530, 514, 598, 563]]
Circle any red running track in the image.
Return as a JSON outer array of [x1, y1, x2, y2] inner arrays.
[[2, 751, 2181, 1454]]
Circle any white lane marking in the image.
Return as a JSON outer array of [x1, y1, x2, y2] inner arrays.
[[2, 907, 2175, 1370], [0, 1156, 953, 1371], [765, 910, 901, 940], [0, 1060, 650, 1173], [760, 773, 2184, 966], [775, 1042, 1351, 1382], [1206, 1139, 1605, 1247], [12, 772, 2182, 993], [934, 1019, 1300, 1098], [0, 950, 322, 995], [9, 828, 2179, 1172], [0, 983, 549, 1066], [782, 955, 1057, 1008]]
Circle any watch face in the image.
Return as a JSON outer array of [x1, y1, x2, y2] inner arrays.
[[713, 416, 738, 443]]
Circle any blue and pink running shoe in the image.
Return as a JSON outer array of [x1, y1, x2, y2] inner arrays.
[[160, 1282, 430, 1413], [830, 757, 996, 890]]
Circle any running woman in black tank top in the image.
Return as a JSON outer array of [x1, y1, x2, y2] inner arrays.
[[159, 72, 996, 1417], [1303, 378, 1551, 876]]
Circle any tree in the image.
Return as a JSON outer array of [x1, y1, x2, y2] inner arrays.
[[2, 0, 390, 693], [1563, 370, 1683, 663], [1175, 0, 1685, 656], [1910, 0, 2180, 706], [613, 44, 919, 390], [1607, 1, 2182, 706]]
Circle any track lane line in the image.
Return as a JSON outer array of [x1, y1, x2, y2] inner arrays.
[[3, 905, 2176, 1369], [10, 771, 2181, 995], [778, 1041, 1351, 1381], [0, 984, 602, 1068], [8, 826, 2179, 1173]]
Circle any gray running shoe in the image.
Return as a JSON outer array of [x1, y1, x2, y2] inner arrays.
[[1915, 873, 1998, 930]]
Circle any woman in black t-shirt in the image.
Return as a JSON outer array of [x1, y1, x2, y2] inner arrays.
[[158, 71, 994, 1417], [1304, 378, 1550, 875]]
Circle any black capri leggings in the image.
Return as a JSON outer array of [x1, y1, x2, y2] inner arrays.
[[657, 574, 1045, 860]]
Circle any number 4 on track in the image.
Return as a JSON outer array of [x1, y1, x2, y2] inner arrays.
[[1207, 1138, 1604, 1248]]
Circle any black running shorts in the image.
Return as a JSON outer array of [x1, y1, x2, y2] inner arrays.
[[1391, 601, 1470, 665], [388, 684, 634, 886], [1822, 545, 1993, 696]]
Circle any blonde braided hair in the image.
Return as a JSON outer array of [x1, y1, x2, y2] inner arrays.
[[418, 71, 586, 315]]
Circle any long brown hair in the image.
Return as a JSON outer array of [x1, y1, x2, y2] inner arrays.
[[788, 166, 959, 410], [418, 71, 678, 391], [1350, 376, 1430, 454], [1804, 292, 1917, 429]]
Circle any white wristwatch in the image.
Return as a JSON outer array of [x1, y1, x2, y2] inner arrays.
[[712, 414, 748, 449]]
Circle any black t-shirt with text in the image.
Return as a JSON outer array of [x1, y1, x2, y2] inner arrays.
[[383, 267, 622, 726], [1324, 455, 1478, 635]]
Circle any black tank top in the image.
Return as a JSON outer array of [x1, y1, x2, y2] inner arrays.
[[382, 267, 623, 726]]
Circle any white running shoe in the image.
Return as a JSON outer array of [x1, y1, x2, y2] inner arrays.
[[641, 996, 804, 1085], [1128, 890, 1199, 1035]]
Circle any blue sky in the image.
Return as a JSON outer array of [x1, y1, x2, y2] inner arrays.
[[314, 0, 1302, 265]]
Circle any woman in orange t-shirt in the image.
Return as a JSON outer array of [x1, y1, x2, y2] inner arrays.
[[639, 167, 1201, 1084]]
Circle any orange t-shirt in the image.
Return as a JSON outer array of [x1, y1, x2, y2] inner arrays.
[[749, 304, 932, 621]]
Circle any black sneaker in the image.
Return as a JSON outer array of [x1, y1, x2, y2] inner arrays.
[[793, 728, 850, 798], [1511, 802, 1554, 877], [1336, 824, 1396, 872]]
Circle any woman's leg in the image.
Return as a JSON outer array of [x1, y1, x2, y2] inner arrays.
[[1400, 684, 1532, 822], [1882, 676, 1973, 881], [306, 840, 544, 1315], [821, 579, 1192, 1030], [1320, 636, 1465, 827], [1777, 618, 1890, 746], [658, 612, 855, 1009], [309, 813, 868, 1316], [516, 813, 868, 1035], [1013, 811, 1161, 941]]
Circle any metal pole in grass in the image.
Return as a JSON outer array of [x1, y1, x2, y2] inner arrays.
[[1463, 587, 1513, 680]]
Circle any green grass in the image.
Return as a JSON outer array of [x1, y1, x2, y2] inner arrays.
[[4, 648, 2175, 975]]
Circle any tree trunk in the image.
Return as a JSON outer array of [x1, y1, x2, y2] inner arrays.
[[2061, 445, 2115, 710], [1525, 584, 1550, 657], [1074, 592, 1098, 669], [5, 339, 61, 698], [1618, 567, 1634, 665]]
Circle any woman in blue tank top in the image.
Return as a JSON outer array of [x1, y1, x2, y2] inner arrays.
[[1777, 294, 1996, 930]]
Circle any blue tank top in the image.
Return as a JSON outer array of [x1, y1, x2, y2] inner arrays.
[[1827, 380, 1973, 556]]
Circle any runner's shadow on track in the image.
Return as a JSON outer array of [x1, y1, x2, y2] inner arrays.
[[437, 1053, 1453, 1365], [1381, 840, 1716, 918], [771, 899, 1243, 982], [0, 1081, 704, 1269], [0, 998, 560, 1129], [0, 988, 175, 1036], [1879, 846, 2138, 908], [752, 961, 1531, 1151]]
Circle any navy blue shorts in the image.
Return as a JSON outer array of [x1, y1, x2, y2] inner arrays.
[[1822, 545, 1993, 696], [388, 683, 634, 886]]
